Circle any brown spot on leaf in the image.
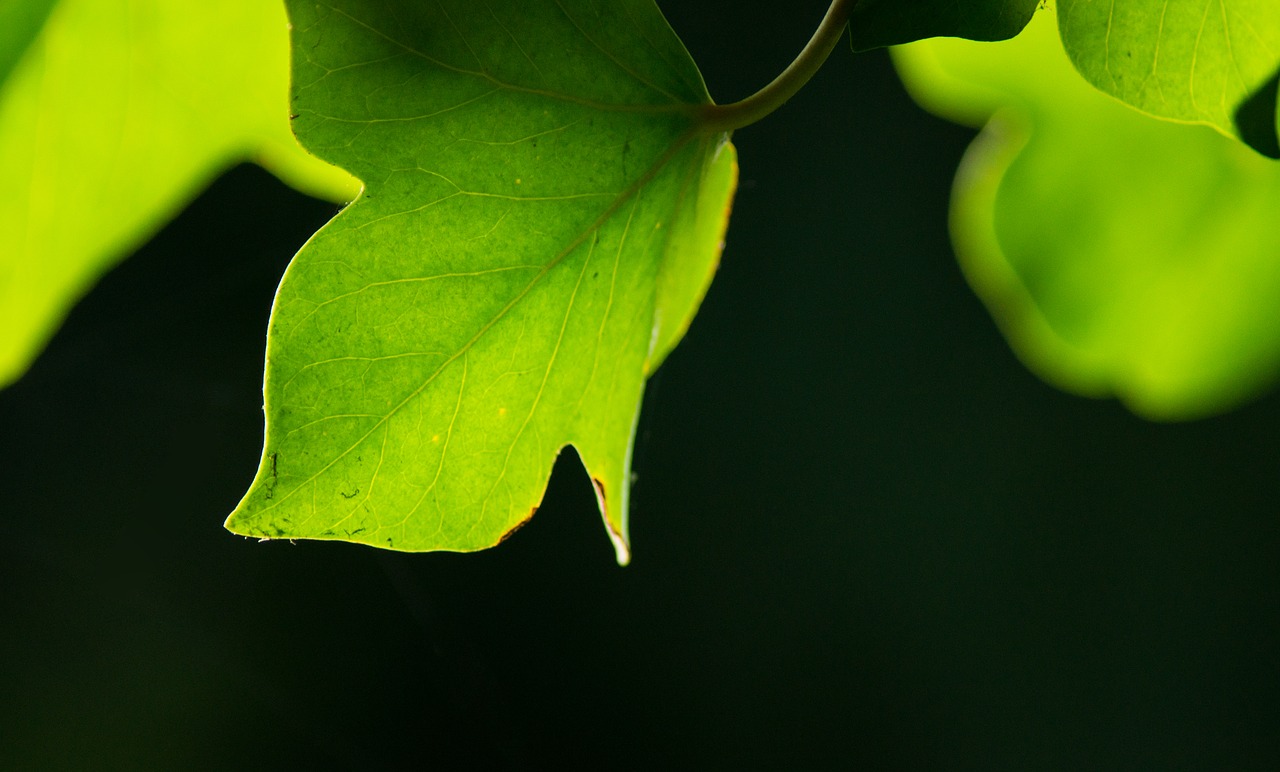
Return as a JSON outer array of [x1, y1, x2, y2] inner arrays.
[[497, 507, 537, 545]]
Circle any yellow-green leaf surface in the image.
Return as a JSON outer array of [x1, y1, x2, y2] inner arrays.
[[895, 6, 1280, 419], [1057, 0, 1280, 155], [225, 0, 737, 562], [0, 0, 358, 388]]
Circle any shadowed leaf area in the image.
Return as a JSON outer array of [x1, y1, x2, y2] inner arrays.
[[849, 0, 1041, 50], [225, 0, 737, 562], [895, 6, 1280, 419], [0, 0, 56, 84]]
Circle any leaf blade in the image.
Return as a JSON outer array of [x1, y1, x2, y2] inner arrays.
[[226, 0, 737, 559], [0, 0, 358, 389], [895, 6, 1280, 418], [1057, 0, 1280, 155], [0, 0, 57, 87]]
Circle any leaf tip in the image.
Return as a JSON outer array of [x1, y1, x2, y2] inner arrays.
[[592, 477, 630, 567]]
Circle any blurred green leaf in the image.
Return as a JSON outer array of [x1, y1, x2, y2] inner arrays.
[[0, 0, 358, 389], [1057, 0, 1280, 156], [225, 0, 737, 562], [895, 6, 1280, 418], [850, 0, 1041, 50], [0, 0, 57, 85]]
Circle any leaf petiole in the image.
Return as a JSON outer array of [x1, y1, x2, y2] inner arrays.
[[697, 0, 853, 133]]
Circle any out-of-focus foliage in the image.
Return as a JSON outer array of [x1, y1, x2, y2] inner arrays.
[[0, 0, 357, 389], [895, 7, 1280, 419], [0, 0, 56, 84]]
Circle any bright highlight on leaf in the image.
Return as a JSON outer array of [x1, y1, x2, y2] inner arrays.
[[1057, 0, 1280, 156], [0, 0, 358, 389], [225, 0, 738, 562], [895, 6, 1280, 419]]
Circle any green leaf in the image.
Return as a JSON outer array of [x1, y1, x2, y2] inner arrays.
[[1057, 0, 1280, 156], [224, 0, 737, 562], [0, 0, 358, 389], [849, 0, 1041, 50], [0, 0, 56, 86], [894, 6, 1280, 419]]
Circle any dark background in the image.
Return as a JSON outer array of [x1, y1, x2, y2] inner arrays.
[[3, 2, 1278, 768]]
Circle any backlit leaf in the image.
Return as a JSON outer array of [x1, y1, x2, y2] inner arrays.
[[225, 0, 737, 562], [1057, 0, 1280, 156], [895, 6, 1280, 418], [0, 0, 56, 86], [0, 0, 358, 388]]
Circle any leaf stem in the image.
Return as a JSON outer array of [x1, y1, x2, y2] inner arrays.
[[697, 0, 853, 133]]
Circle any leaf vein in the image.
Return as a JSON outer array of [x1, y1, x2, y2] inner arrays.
[[253, 130, 699, 519]]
